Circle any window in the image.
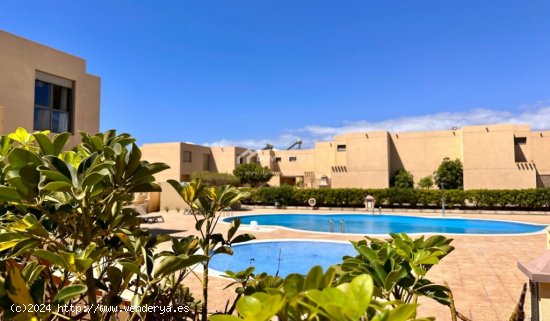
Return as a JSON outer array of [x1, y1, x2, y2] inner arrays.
[[337, 144, 347, 152], [203, 154, 211, 170], [275, 157, 282, 162], [183, 151, 192, 162], [289, 156, 297, 162], [34, 78, 73, 133], [514, 137, 527, 145]]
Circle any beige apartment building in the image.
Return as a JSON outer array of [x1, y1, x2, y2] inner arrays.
[[141, 123, 550, 191], [0, 30, 100, 144]]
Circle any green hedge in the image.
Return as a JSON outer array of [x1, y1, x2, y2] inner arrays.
[[191, 171, 240, 186], [240, 186, 550, 210]]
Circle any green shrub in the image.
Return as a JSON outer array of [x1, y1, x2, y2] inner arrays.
[[418, 175, 434, 189], [0, 128, 205, 321], [434, 157, 464, 189], [391, 169, 414, 188], [221, 234, 464, 321], [191, 171, 240, 186], [241, 186, 550, 210], [233, 163, 273, 187], [255, 185, 297, 205]]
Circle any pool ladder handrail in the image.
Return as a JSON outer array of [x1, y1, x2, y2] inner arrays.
[[329, 219, 346, 233]]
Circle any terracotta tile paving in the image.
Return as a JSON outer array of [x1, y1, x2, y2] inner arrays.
[[143, 209, 550, 321]]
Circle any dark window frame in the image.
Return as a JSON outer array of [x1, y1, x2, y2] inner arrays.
[[337, 144, 347, 152], [183, 151, 192, 162], [203, 154, 211, 171], [289, 156, 297, 162], [34, 79, 74, 133]]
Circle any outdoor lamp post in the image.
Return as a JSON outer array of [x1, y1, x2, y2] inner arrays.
[[364, 195, 375, 214], [518, 227, 550, 321], [440, 182, 446, 217]]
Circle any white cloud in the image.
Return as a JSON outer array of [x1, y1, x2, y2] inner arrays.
[[300, 106, 550, 137], [204, 103, 550, 149]]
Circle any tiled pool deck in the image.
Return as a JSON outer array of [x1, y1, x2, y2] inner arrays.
[[144, 209, 550, 321]]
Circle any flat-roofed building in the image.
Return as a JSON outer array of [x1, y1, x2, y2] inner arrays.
[[141, 123, 550, 191], [0, 30, 100, 145]]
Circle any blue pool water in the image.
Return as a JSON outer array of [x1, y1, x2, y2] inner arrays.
[[223, 214, 546, 235], [210, 241, 355, 277]]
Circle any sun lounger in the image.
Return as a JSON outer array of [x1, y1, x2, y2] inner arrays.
[[138, 215, 165, 223]]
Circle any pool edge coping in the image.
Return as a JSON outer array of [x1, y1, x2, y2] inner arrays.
[[219, 212, 548, 237]]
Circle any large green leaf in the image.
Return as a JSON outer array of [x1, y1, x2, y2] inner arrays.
[[124, 143, 142, 179], [0, 186, 20, 202], [383, 303, 418, 321], [52, 284, 87, 304], [43, 156, 77, 187], [52, 132, 71, 155], [33, 250, 66, 268], [81, 172, 107, 189], [38, 169, 72, 184], [153, 254, 208, 278], [33, 133, 54, 155], [231, 233, 255, 244], [0, 135, 13, 156], [7, 148, 43, 169], [118, 260, 144, 277], [40, 181, 72, 192]]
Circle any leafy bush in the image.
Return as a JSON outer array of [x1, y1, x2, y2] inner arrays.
[[434, 158, 463, 189], [241, 186, 550, 210], [220, 234, 461, 321], [233, 163, 274, 187], [0, 128, 206, 320], [168, 179, 254, 321], [340, 234, 455, 306], [254, 185, 297, 205], [391, 169, 414, 188], [191, 171, 240, 186], [0, 128, 252, 321], [418, 175, 434, 189]]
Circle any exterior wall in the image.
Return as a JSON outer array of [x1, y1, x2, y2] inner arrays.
[[462, 124, 536, 189], [331, 131, 391, 188], [141, 142, 214, 182], [210, 146, 247, 173], [270, 149, 315, 178], [0, 106, 4, 134], [141, 123, 550, 192], [180, 143, 213, 176], [141, 142, 183, 182], [389, 130, 462, 185], [531, 130, 550, 187], [255, 150, 276, 170], [312, 142, 335, 188], [157, 182, 189, 211], [0, 30, 100, 146]]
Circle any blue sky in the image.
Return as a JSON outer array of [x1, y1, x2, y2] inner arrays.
[[2, 1, 550, 148]]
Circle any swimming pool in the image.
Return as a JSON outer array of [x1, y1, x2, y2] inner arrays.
[[223, 213, 546, 235], [209, 240, 355, 277]]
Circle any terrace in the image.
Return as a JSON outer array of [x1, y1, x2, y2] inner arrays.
[[144, 208, 550, 321]]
